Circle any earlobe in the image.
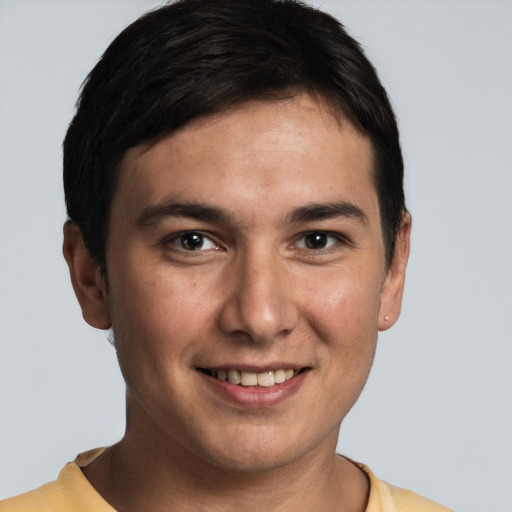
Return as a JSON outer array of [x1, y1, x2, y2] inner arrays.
[[378, 214, 411, 331], [62, 221, 112, 329]]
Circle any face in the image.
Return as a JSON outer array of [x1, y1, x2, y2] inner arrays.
[[66, 94, 409, 472]]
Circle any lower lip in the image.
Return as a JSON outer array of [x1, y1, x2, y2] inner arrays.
[[198, 370, 308, 408]]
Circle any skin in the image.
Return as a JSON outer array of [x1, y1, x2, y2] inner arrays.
[[63, 94, 410, 512]]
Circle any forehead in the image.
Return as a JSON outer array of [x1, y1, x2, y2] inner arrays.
[[113, 94, 378, 228]]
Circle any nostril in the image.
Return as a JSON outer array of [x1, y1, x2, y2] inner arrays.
[[217, 265, 299, 343]]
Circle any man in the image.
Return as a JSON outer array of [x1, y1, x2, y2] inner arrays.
[[0, 0, 452, 510]]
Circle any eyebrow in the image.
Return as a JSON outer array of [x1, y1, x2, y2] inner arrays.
[[286, 201, 368, 225], [136, 199, 368, 227], [136, 200, 232, 226]]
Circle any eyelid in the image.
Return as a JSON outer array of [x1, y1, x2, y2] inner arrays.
[[162, 230, 221, 251], [294, 230, 352, 250]]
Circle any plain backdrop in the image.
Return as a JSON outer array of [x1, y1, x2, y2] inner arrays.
[[0, 1, 511, 511]]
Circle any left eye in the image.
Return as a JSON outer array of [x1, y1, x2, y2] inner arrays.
[[296, 232, 338, 250], [171, 232, 217, 251]]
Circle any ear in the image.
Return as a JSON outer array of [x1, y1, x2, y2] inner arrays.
[[378, 214, 411, 331], [62, 221, 112, 329]]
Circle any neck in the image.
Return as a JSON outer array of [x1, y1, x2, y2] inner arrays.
[[83, 405, 368, 512]]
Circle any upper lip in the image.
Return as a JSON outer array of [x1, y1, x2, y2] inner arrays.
[[196, 363, 308, 372]]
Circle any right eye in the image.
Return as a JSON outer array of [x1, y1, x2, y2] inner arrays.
[[167, 231, 217, 251]]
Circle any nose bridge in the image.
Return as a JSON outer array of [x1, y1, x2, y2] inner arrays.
[[219, 245, 298, 343]]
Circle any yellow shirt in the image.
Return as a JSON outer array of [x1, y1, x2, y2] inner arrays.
[[0, 449, 453, 512]]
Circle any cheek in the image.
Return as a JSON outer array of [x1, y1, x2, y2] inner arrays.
[[299, 266, 381, 405], [107, 262, 217, 376], [107, 274, 212, 409], [111, 258, 211, 329], [315, 282, 380, 415], [299, 265, 383, 341]]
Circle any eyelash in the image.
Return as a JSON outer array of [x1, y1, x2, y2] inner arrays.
[[162, 230, 350, 254], [295, 231, 348, 251], [162, 231, 220, 252]]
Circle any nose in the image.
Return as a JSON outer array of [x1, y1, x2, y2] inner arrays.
[[218, 251, 299, 344]]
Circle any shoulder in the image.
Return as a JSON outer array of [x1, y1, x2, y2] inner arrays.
[[0, 449, 114, 512], [0, 479, 69, 512], [351, 459, 454, 512], [380, 481, 454, 512]]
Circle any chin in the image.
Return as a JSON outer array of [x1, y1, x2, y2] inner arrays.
[[192, 425, 324, 474], [203, 447, 299, 473]]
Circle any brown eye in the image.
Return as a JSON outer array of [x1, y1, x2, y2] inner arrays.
[[295, 232, 345, 251], [172, 232, 216, 251], [180, 233, 204, 250], [304, 232, 328, 249]]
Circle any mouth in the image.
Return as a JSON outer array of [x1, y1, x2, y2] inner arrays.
[[197, 368, 306, 388]]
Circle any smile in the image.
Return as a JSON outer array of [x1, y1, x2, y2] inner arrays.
[[198, 368, 300, 387]]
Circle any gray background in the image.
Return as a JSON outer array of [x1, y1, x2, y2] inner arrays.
[[0, 1, 511, 511]]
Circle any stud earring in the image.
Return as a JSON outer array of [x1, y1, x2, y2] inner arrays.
[[384, 315, 390, 321]]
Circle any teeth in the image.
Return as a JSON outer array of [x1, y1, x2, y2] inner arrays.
[[227, 370, 241, 384], [257, 371, 274, 387], [210, 368, 298, 387], [274, 369, 286, 383], [241, 371, 258, 386]]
